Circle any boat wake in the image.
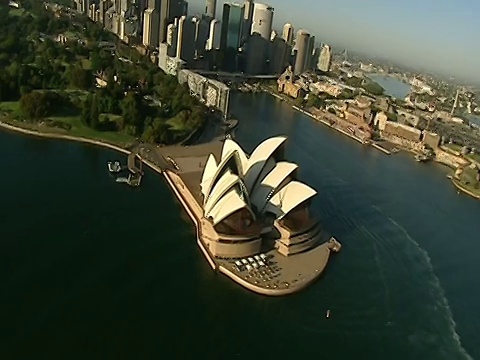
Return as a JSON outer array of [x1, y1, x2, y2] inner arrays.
[[379, 211, 473, 360]]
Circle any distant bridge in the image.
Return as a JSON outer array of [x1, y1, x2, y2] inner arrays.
[[193, 70, 279, 80]]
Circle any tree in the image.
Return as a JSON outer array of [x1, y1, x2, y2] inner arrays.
[[121, 92, 142, 133], [90, 94, 99, 130], [81, 94, 92, 125], [68, 66, 93, 90], [19, 91, 51, 121], [306, 95, 324, 109]]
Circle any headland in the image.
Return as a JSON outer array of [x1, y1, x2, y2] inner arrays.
[[158, 134, 341, 296], [1, 118, 341, 296]]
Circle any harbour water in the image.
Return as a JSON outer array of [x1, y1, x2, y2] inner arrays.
[[1, 93, 479, 359], [368, 73, 412, 99]]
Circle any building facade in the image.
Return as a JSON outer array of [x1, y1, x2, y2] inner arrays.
[[204, 0, 216, 18], [250, 3, 274, 40], [282, 23, 294, 45], [318, 44, 332, 72], [220, 3, 244, 50], [293, 30, 310, 75]]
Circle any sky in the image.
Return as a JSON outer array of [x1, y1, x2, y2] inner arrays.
[[188, 0, 480, 82]]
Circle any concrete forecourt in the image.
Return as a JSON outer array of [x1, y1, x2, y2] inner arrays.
[[161, 135, 341, 296]]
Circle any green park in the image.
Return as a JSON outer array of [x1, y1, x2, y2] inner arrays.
[[0, 1, 206, 148]]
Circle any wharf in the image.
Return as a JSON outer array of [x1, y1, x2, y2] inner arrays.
[[127, 152, 143, 175]]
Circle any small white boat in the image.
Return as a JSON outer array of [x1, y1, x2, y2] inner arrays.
[[326, 310, 331, 319], [107, 161, 122, 173]]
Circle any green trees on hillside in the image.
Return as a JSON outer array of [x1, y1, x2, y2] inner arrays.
[[0, 1, 206, 145]]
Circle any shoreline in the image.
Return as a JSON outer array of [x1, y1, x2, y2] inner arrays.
[[265, 90, 392, 153], [451, 178, 480, 200], [0, 120, 131, 155], [264, 90, 480, 201], [1, 118, 330, 295]]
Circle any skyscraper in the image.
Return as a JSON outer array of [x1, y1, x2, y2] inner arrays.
[[159, 0, 188, 44], [269, 36, 290, 74], [206, 19, 220, 50], [306, 35, 315, 70], [282, 23, 294, 45], [205, 0, 216, 18], [242, 0, 254, 43], [142, 7, 160, 47], [220, 3, 244, 51], [250, 3, 274, 40], [318, 44, 332, 72], [294, 30, 310, 75]]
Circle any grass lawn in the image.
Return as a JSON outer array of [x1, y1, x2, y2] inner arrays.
[[166, 112, 191, 132], [9, 8, 26, 17], [443, 143, 463, 154], [0, 101, 21, 116], [454, 167, 480, 198], [48, 115, 135, 145], [1, 100, 134, 147], [465, 153, 480, 165]]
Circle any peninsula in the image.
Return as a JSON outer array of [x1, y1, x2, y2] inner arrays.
[[159, 134, 341, 295]]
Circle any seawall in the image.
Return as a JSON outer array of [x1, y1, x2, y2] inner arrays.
[[0, 121, 131, 155]]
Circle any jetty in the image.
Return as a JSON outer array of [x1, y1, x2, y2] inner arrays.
[[128, 152, 143, 175], [108, 152, 144, 187]]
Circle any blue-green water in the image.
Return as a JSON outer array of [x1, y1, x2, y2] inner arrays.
[[368, 74, 412, 99], [1, 93, 479, 359]]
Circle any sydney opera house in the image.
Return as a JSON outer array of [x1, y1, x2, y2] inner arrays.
[[163, 134, 340, 295], [200, 136, 324, 258]]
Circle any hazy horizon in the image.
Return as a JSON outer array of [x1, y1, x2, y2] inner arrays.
[[188, 0, 479, 83]]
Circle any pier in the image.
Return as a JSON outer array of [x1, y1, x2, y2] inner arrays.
[[127, 152, 143, 175]]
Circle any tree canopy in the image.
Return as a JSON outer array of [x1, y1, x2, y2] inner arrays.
[[0, 1, 207, 145]]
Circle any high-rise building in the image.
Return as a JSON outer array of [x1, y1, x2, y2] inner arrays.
[[242, 0, 254, 43], [206, 19, 220, 50], [282, 23, 294, 45], [246, 33, 268, 74], [270, 29, 277, 42], [269, 37, 290, 74], [205, 0, 216, 18], [306, 35, 315, 70], [250, 3, 274, 40], [166, 22, 178, 57], [294, 30, 310, 75], [220, 3, 244, 51], [159, 0, 188, 44], [318, 44, 332, 72], [191, 16, 211, 59], [142, 8, 160, 47]]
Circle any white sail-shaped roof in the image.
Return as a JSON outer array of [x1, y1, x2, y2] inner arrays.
[[205, 188, 253, 226], [200, 136, 317, 226], [244, 136, 287, 191], [202, 149, 242, 200], [264, 181, 317, 219], [250, 161, 299, 212], [221, 139, 248, 175], [204, 171, 241, 212], [201, 154, 218, 197]]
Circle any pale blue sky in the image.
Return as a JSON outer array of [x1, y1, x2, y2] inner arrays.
[[188, 0, 479, 81]]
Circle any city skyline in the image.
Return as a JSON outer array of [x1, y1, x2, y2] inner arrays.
[[188, 0, 480, 82]]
